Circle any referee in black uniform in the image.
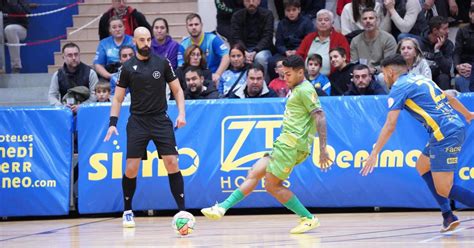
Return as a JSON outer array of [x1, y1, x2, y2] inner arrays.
[[104, 27, 186, 228]]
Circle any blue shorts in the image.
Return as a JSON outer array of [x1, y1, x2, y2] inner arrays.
[[422, 129, 465, 172]]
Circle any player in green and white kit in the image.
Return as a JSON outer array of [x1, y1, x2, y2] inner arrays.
[[201, 55, 333, 234]]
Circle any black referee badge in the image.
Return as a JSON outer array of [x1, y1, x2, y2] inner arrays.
[[153, 71, 161, 79]]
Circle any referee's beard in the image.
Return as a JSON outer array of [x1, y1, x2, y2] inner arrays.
[[137, 46, 151, 57]]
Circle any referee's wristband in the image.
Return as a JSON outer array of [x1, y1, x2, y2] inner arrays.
[[109, 116, 118, 127]]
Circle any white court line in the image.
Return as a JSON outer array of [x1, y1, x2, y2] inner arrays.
[[418, 227, 468, 243]]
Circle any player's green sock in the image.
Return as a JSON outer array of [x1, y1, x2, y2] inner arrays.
[[218, 189, 245, 211], [284, 195, 313, 219]]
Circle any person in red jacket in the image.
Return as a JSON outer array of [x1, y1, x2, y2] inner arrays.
[[296, 9, 350, 75]]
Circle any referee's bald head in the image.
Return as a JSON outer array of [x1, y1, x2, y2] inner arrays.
[[134, 27, 151, 38], [134, 27, 152, 58]]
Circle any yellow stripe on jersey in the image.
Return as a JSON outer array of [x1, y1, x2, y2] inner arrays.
[[405, 99, 445, 141]]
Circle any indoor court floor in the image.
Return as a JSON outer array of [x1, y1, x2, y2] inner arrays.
[[1, 211, 473, 247]]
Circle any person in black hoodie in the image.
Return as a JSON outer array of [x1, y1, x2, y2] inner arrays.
[[228, 63, 277, 98], [98, 0, 151, 40], [419, 16, 454, 90], [215, 0, 244, 41], [328, 47, 354, 96], [345, 64, 387, 95], [184, 67, 219, 100], [268, 0, 314, 80], [453, 6, 474, 92]]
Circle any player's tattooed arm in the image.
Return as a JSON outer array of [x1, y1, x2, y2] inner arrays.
[[312, 108, 333, 170]]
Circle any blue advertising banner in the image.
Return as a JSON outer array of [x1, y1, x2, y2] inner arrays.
[[78, 95, 474, 214], [0, 107, 72, 217]]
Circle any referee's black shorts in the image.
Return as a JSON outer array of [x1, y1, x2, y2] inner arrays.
[[126, 113, 178, 159]]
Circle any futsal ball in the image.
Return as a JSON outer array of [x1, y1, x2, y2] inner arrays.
[[172, 211, 195, 236]]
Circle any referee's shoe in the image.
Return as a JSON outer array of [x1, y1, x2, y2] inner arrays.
[[123, 210, 136, 228]]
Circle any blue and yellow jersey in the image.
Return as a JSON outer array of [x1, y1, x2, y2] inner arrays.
[[388, 73, 464, 141]]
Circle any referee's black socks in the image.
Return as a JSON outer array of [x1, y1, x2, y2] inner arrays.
[[168, 171, 185, 210], [122, 174, 137, 211]]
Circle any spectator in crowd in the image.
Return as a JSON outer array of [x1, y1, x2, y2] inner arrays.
[[268, 59, 290, 97], [231, 0, 274, 76], [381, 0, 427, 40], [98, 0, 151, 40], [151, 18, 179, 69], [275, 0, 326, 20], [328, 47, 354, 96], [110, 45, 135, 99], [184, 66, 219, 99], [94, 17, 134, 81], [397, 37, 432, 79], [1, 0, 30, 73], [228, 63, 277, 98], [268, 0, 314, 80], [215, 0, 244, 40], [179, 13, 229, 84], [96, 82, 111, 102], [48, 43, 98, 113], [340, 0, 384, 36], [420, 0, 459, 21], [345, 64, 387, 95], [350, 8, 397, 76], [176, 45, 212, 91], [219, 43, 249, 97], [419, 16, 453, 89], [337, 0, 352, 16], [297, 9, 350, 76], [453, 6, 474, 92], [306, 54, 330, 96]]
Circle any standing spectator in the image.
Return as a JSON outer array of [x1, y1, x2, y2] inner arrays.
[[98, 0, 151, 40], [94, 17, 134, 81], [96, 82, 111, 102], [1, 0, 30, 73], [453, 6, 474, 92], [218, 43, 249, 97], [110, 45, 135, 99], [268, 59, 290, 97], [231, 0, 274, 76], [350, 8, 397, 75], [419, 16, 453, 89], [269, 0, 314, 80], [340, 0, 384, 36], [151, 18, 179, 69], [48, 43, 98, 113], [176, 45, 212, 91], [345, 64, 387, 95], [397, 37, 432, 79], [328, 47, 354, 96], [215, 0, 244, 40], [184, 67, 219, 99], [381, 0, 427, 40], [306, 54, 330, 96], [297, 9, 350, 76], [179, 13, 229, 84], [228, 63, 277, 98]]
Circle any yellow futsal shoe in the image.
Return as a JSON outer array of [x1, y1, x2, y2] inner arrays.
[[290, 216, 320, 234], [201, 203, 226, 220]]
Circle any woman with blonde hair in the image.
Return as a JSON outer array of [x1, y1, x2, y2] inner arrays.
[[397, 37, 432, 79]]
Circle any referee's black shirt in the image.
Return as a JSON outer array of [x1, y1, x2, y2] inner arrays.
[[117, 55, 177, 115]]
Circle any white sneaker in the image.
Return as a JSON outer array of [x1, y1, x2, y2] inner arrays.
[[201, 203, 226, 220], [122, 210, 136, 228]]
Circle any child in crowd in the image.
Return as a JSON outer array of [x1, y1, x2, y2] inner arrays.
[[95, 82, 111, 102], [268, 59, 289, 97], [306, 54, 330, 96]]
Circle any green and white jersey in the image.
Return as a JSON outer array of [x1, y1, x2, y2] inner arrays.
[[277, 80, 321, 152]]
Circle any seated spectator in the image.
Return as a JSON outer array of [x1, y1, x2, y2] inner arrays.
[[96, 82, 111, 102], [48, 43, 98, 113], [297, 9, 350, 76], [231, 0, 274, 76], [176, 45, 212, 91], [328, 47, 354, 95], [93, 17, 134, 80], [1, 0, 30, 73], [98, 0, 151, 40], [397, 37, 432, 79], [381, 0, 427, 40], [215, 0, 244, 41], [179, 13, 229, 84], [350, 8, 397, 76], [110, 45, 134, 100], [275, 0, 325, 20], [340, 0, 384, 36], [419, 16, 453, 89], [268, 59, 290, 97], [219, 43, 249, 97], [151, 18, 179, 69], [306, 54, 330, 96], [268, 0, 314, 80], [453, 6, 474, 92], [345, 64, 387, 95], [228, 63, 277, 98], [184, 67, 219, 99], [337, 0, 352, 16], [420, 0, 459, 21]]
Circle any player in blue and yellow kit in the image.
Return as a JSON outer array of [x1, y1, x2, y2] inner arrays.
[[362, 54, 474, 232]]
